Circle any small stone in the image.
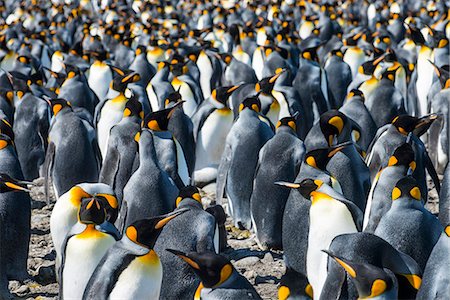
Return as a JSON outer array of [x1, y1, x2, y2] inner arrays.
[[234, 256, 260, 267], [262, 252, 274, 263], [13, 284, 30, 295], [244, 270, 256, 279]]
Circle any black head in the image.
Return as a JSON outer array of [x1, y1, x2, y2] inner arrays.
[[94, 193, 119, 223], [276, 116, 297, 132], [346, 89, 365, 100], [0, 173, 30, 193], [301, 47, 319, 62], [176, 185, 201, 206], [111, 71, 140, 93], [239, 94, 261, 113], [255, 70, 284, 95], [429, 62, 449, 89], [142, 101, 183, 131], [135, 45, 147, 56], [167, 250, 233, 288], [392, 176, 421, 201], [324, 250, 394, 299], [381, 66, 399, 82], [211, 86, 239, 107], [125, 209, 188, 249], [391, 115, 418, 135], [164, 90, 183, 108], [319, 110, 347, 146], [275, 178, 323, 199], [78, 197, 107, 225], [123, 96, 144, 119], [48, 98, 72, 116], [63, 63, 81, 79], [219, 53, 233, 65], [388, 143, 416, 170], [0, 89, 14, 106], [0, 133, 13, 150], [358, 55, 385, 75]]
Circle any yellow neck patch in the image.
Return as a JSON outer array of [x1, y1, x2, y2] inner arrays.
[[278, 285, 290, 300], [369, 279, 387, 297], [77, 224, 107, 239], [137, 249, 160, 265], [0, 140, 8, 150], [401, 274, 421, 290], [310, 191, 333, 204]]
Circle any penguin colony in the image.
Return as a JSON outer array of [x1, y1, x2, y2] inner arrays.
[[0, 0, 448, 299]]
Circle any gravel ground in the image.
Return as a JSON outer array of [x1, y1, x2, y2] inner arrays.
[[10, 177, 439, 299]]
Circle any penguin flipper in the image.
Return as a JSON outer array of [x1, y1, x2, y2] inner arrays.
[[99, 144, 120, 187], [424, 151, 441, 194], [44, 142, 55, 204], [115, 200, 127, 234], [216, 143, 232, 204], [93, 100, 107, 130]]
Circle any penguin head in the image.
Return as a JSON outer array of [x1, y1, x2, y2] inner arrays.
[[392, 176, 421, 201], [330, 49, 344, 58], [123, 96, 144, 119], [170, 61, 189, 77], [304, 142, 350, 170], [0, 89, 14, 106], [0, 173, 31, 193], [176, 185, 201, 207], [276, 116, 297, 132], [218, 53, 233, 65], [164, 90, 183, 108], [78, 197, 107, 225], [111, 70, 141, 93], [300, 47, 319, 62], [319, 110, 347, 146], [358, 54, 385, 75], [48, 98, 72, 116], [346, 89, 365, 101], [429, 61, 449, 89], [388, 143, 416, 170], [167, 250, 234, 288], [255, 70, 285, 95], [0, 133, 13, 150], [135, 45, 147, 56], [63, 63, 82, 80], [125, 209, 188, 249], [275, 178, 323, 199], [392, 114, 438, 136], [142, 101, 183, 131], [239, 94, 261, 113], [93, 192, 119, 224], [405, 23, 425, 46], [380, 66, 399, 82], [7, 71, 30, 99], [324, 250, 395, 299], [211, 86, 240, 109]]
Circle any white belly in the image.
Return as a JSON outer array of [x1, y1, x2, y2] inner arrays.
[[198, 53, 214, 99], [97, 103, 126, 158], [50, 197, 78, 262], [109, 255, 162, 300], [416, 48, 434, 116], [172, 81, 197, 117], [307, 200, 357, 299], [146, 83, 160, 111], [195, 110, 234, 171], [252, 49, 265, 80], [344, 48, 366, 78], [62, 234, 115, 299], [88, 65, 112, 101], [174, 138, 190, 185]]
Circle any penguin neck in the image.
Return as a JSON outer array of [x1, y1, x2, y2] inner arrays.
[[392, 197, 423, 209], [77, 224, 105, 239], [112, 92, 127, 103]]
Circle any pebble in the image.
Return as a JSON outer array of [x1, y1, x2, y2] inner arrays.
[[234, 256, 260, 267], [262, 252, 274, 263]]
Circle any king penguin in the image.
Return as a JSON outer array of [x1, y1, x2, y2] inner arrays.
[[99, 96, 142, 203], [60, 197, 118, 300], [324, 251, 398, 299], [216, 95, 274, 229], [83, 209, 187, 300], [363, 143, 416, 233], [154, 186, 217, 300], [45, 99, 101, 198], [50, 183, 118, 279], [96, 70, 140, 159], [321, 232, 422, 300], [416, 224, 450, 299], [167, 250, 262, 300], [0, 173, 32, 281], [250, 116, 305, 250], [374, 176, 443, 271], [117, 128, 179, 233], [275, 179, 362, 299], [191, 85, 239, 186], [87, 50, 112, 101]]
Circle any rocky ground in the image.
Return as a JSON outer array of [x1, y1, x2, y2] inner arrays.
[[8, 177, 439, 300]]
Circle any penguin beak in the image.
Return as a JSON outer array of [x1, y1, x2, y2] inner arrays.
[[322, 250, 357, 278], [269, 70, 284, 84], [166, 249, 201, 270], [5, 181, 31, 192], [154, 208, 189, 229], [274, 181, 301, 188]]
